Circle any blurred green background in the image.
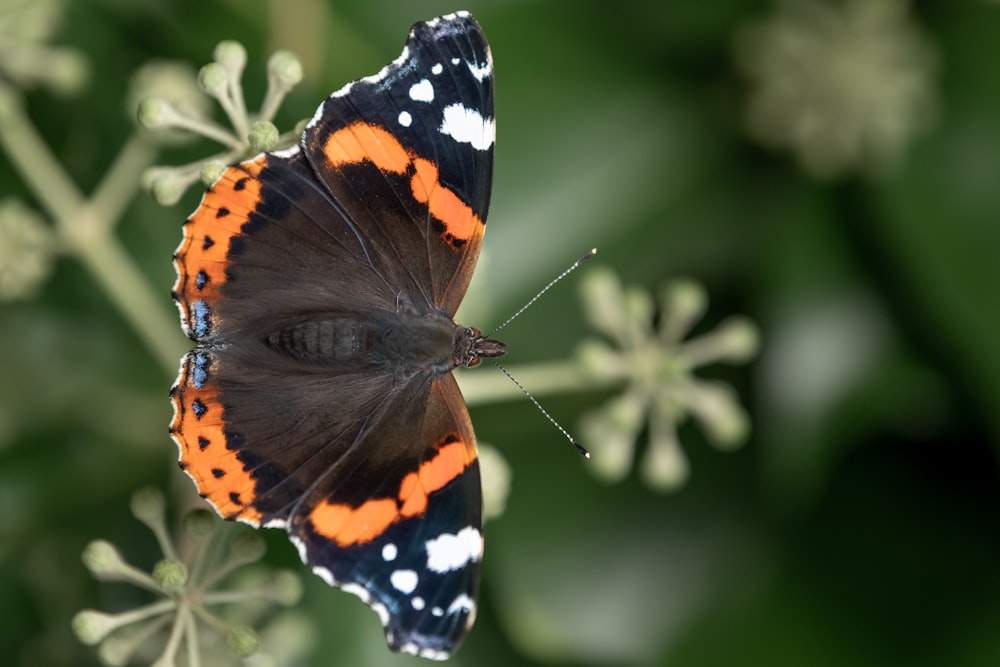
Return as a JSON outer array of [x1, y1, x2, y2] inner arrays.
[[3, 0, 1000, 665]]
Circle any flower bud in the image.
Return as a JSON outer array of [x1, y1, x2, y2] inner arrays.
[[152, 559, 188, 591], [248, 120, 279, 153], [228, 626, 259, 657]]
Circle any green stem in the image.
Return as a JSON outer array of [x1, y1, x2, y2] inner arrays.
[[160, 606, 189, 666], [457, 358, 624, 406], [90, 134, 159, 234], [73, 214, 185, 375], [0, 96, 185, 376], [201, 588, 269, 605], [184, 608, 201, 667], [189, 602, 234, 635], [0, 98, 80, 224], [108, 598, 177, 629]]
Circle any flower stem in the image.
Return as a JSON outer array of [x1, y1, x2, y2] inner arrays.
[[457, 358, 624, 406], [0, 95, 185, 376]]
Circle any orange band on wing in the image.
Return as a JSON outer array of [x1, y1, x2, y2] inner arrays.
[[170, 357, 263, 525], [410, 158, 478, 244], [320, 121, 481, 243], [173, 157, 266, 305], [309, 438, 474, 547], [398, 439, 470, 517], [309, 498, 398, 546], [323, 122, 411, 174]]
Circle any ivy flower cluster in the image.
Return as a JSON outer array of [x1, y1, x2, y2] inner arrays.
[[137, 41, 305, 205], [72, 489, 308, 666], [577, 268, 759, 490]]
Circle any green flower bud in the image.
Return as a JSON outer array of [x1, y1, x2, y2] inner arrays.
[[201, 160, 228, 186], [229, 531, 267, 565], [136, 98, 175, 129], [478, 443, 511, 521], [268, 50, 303, 88], [152, 559, 188, 591], [81, 540, 128, 580], [683, 381, 750, 450], [197, 62, 228, 97], [213, 41, 247, 74], [641, 428, 688, 491], [248, 120, 279, 153], [267, 570, 304, 606], [72, 610, 120, 645], [581, 393, 646, 482], [183, 508, 218, 541], [659, 279, 707, 344], [575, 338, 621, 381], [580, 266, 627, 342], [129, 487, 165, 525], [150, 174, 184, 206], [228, 626, 259, 657]]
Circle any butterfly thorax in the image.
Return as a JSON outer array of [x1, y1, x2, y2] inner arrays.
[[265, 310, 505, 373]]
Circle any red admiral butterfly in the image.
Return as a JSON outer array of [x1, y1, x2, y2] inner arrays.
[[169, 12, 499, 659]]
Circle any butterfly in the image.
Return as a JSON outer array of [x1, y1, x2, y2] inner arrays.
[[169, 12, 499, 659]]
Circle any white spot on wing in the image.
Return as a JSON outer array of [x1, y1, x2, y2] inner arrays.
[[288, 535, 309, 564], [398, 111, 412, 127], [401, 642, 448, 660], [425, 526, 482, 573], [439, 104, 494, 151], [382, 543, 398, 561], [447, 593, 476, 616], [342, 582, 371, 604], [432, 63, 443, 75], [467, 60, 492, 82], [372, 602, 390, 626], [409, 79, 434, 103], [312, 566, 335, 586], [390, 569, 419, 594], [412, 596, 425, 610], [269, 145, 300, 160]]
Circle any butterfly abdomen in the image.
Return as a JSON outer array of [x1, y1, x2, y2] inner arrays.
[[265, 311, 471, 375], [265, 317, 367, 365]]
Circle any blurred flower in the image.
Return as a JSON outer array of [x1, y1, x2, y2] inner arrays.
[[0, 198, 57, 300], [128, 60, 210, 147], [577, 269, 759, 491], [73, 488, 306, 666], [735, 0, 938, 178], [478, 443, 512, 521], [136, 42, 304, 205], [0, 0, 88, 94]]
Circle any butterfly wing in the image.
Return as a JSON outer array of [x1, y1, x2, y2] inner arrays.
[[290, 372, 483, 659], [303, 11, 494, 315], [171, 149, 407, 525]]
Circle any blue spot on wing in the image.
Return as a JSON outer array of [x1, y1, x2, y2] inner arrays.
[[192, 351, 210, 388], [193, 300, 212, 338]]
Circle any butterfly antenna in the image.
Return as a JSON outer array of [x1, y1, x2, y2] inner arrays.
[[485, 248, 597, 338], [493, 361, 590, 459]]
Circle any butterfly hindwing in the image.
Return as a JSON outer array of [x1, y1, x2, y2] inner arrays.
[[291, 373, 483, 659]]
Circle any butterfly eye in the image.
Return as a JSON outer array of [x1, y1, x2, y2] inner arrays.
[[466, 357, 482, 368]]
